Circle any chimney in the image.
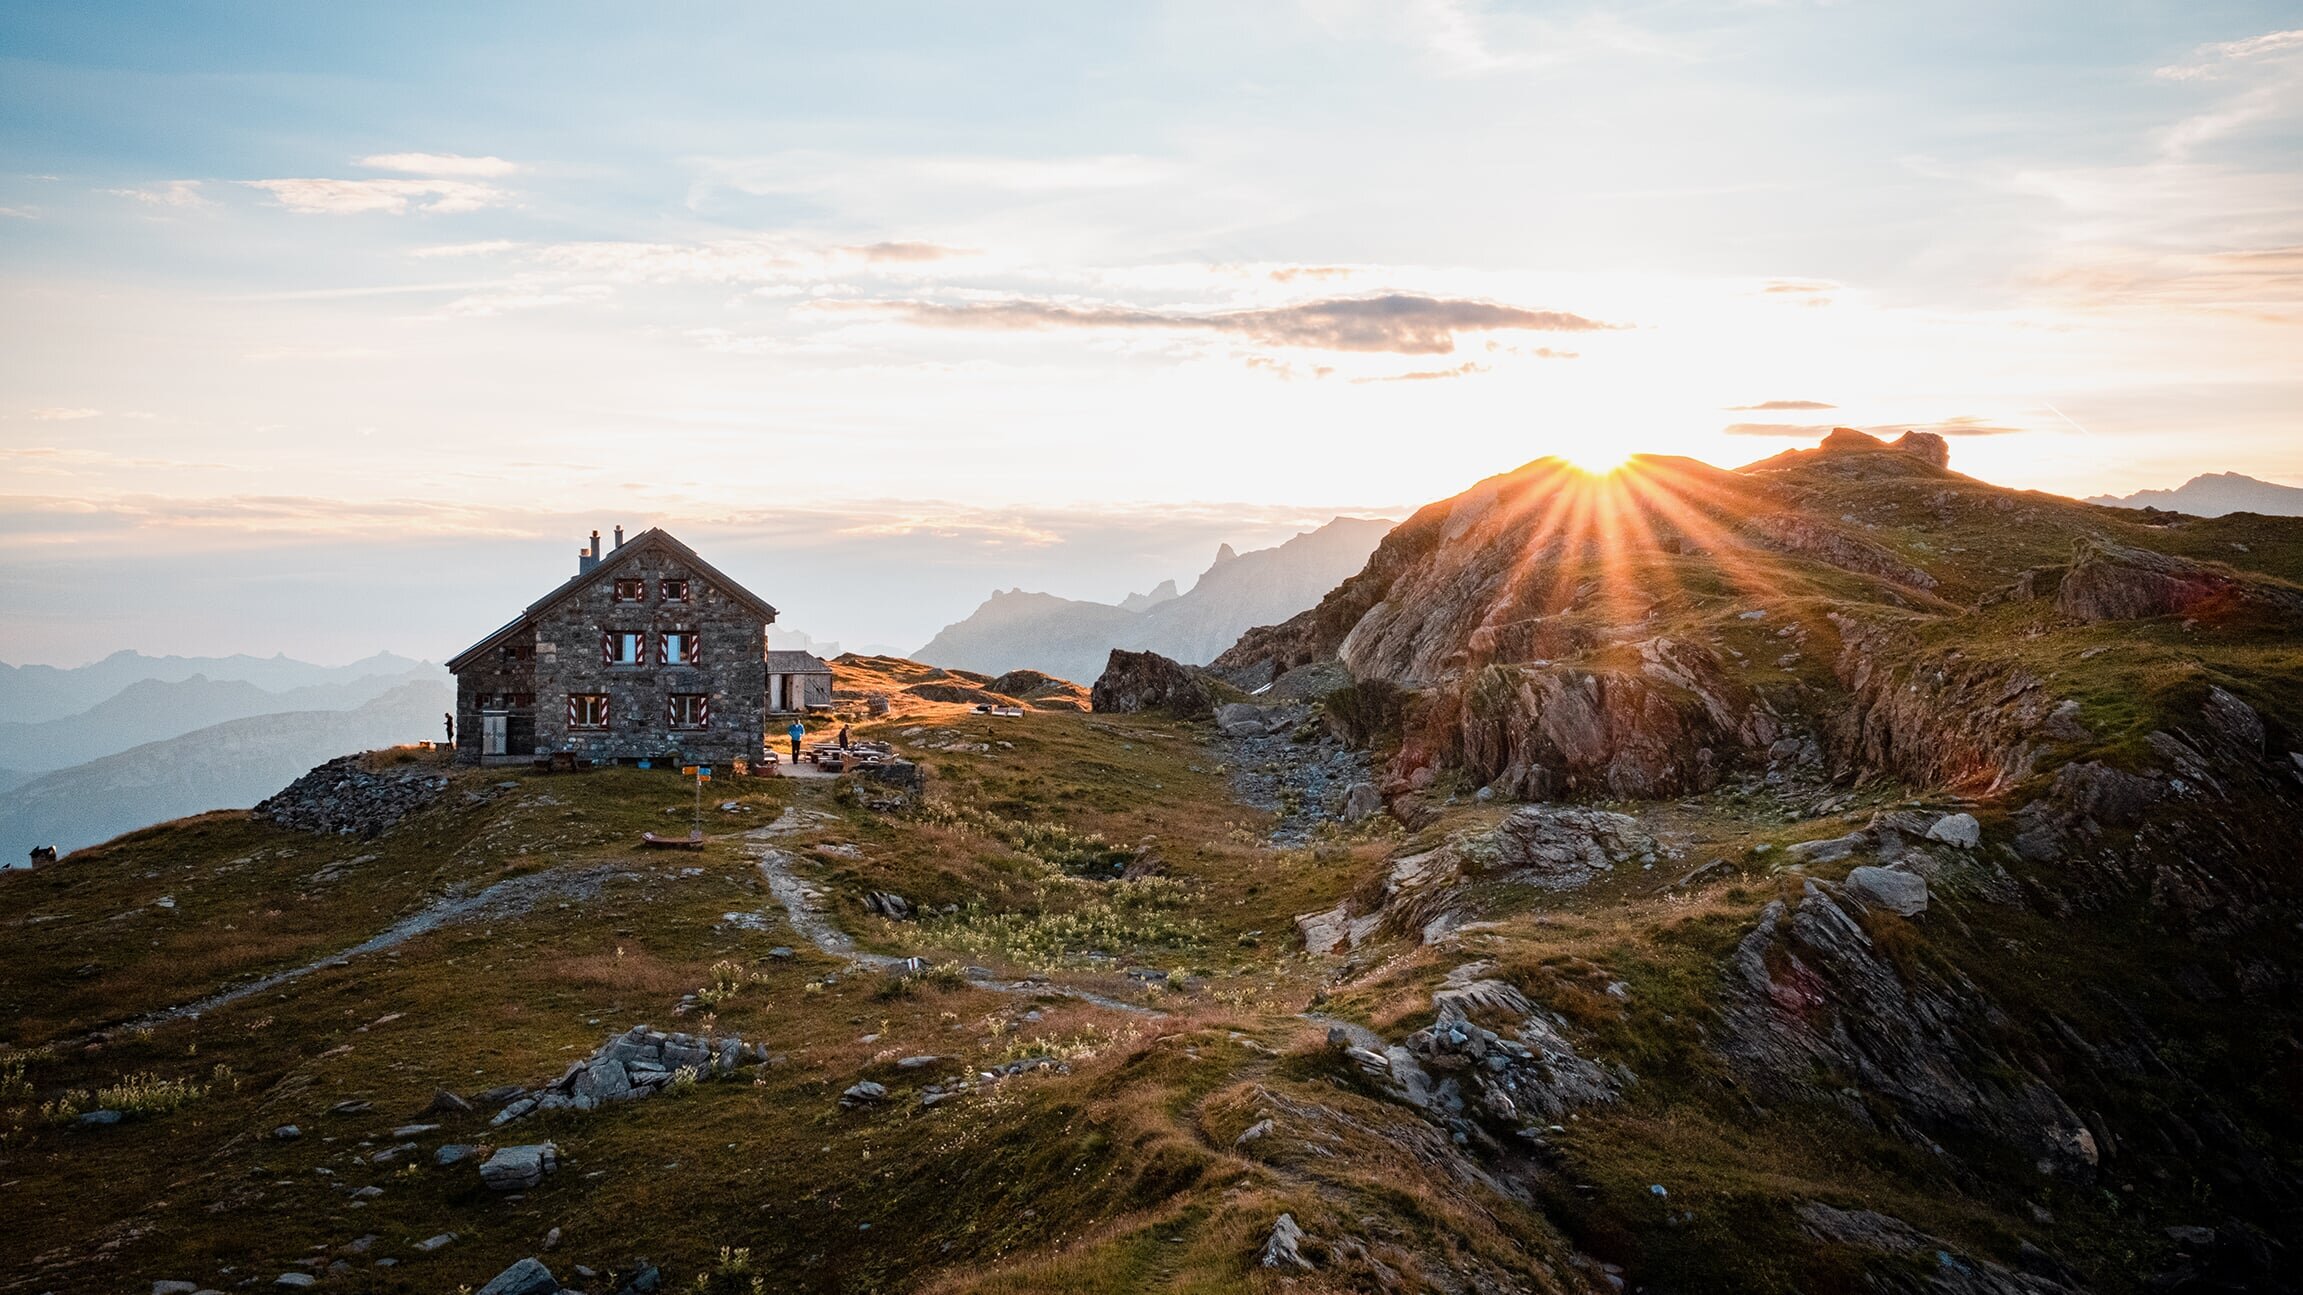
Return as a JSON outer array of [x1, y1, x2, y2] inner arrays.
[[580, 529, 602, 574], [614, 525, 625, 548], [591, 529, 602, 559]]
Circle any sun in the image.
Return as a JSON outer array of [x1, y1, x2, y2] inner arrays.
[[1561, 446, 1632, 476]]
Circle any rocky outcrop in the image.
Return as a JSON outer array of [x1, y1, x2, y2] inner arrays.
[[1089, 649, 1216, 718], [1719, 881, 2100, 1175], [490, 1025, 770, 1126], [1741, 512, 1941, 593], [1297, 805, 1663, 953], [2056, 538, 2303, 624], [1446, 637, 1783, 799], [251, 753, 450, 836]]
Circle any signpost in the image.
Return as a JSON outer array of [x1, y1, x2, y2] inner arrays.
[[681, 765, 713, 834]]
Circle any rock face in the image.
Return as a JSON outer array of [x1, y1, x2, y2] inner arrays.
[[1403, 967, 1621, 1127], [1719, 882, 2096, 1175], [2055, 538, 2303, 624], [1089, 649, 1216, 718], [252, 753, 450, 837]]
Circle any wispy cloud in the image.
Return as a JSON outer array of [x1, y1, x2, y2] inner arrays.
[[105, 180, 210, 208], [2156, 28, 2303, 80], [26, 407, 103, 421], [1354, 361, 1489, 383], [816, 292, 1622, 355], [1722, 417, 2027, 439], [242, 177, 511, 215], [357, 152, 521, 178], [1726, 399, 1835, 411]]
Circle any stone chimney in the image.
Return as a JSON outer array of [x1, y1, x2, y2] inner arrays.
[[580, 529, 602, 574], [614, 525, 625, 548]]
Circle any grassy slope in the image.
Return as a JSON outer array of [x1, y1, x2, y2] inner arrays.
[[4, 472, 2299, 1293]]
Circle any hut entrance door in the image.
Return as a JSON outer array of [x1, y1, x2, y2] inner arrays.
[[482, 714, 508, 757]]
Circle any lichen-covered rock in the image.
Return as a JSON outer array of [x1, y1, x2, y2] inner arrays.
[[1089, 649, 1215, 718]]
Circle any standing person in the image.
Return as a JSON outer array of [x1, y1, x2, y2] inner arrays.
[[443, 712, 455, 745], [787, 719, 805, 765], [838, 724, 851, 749]]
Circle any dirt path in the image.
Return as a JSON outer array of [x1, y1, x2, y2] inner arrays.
[[740, 810, 1163, 1017], [108, 865, 623, 1035]]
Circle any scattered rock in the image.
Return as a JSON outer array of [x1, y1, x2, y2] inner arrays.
[[153, 1282, 199, 1295], [1259, 1213, 1314, 1270], [435, 1144, 484, 1167], [270, 1124, 302, 1141], [1844, 866, 1929, 917], [479, 1143, 559, 1191], [272, 1276, 317, 1290], [1924, 812, 1981, 849], [253, 754, 451, 837], [476, 1257, 559, 1295], [1785, 832, 1864, 865], [840, 1081, 889, 1108], [426, 1088, 476, 1115], [74, 1109, 123, 1127], [1341, 781, 1383, 823], [414, 1233, 458, 1253], [1235, 1118, 1275, 1147], [864, 891, 914, 920]]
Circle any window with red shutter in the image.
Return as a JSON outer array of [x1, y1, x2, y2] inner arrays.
[[568, 693, 610, 729], [668, 693, 708, 729]]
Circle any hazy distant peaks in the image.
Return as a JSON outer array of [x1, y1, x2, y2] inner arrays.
[[2087, 472, 2303, 517]]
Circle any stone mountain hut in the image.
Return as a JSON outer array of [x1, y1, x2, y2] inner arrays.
[[446, 527, 783, 767]]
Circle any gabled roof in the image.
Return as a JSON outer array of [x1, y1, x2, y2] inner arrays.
[[446, 528, 778, 672], [765, 650, 833, 673]]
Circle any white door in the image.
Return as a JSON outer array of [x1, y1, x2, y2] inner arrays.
[[482, 714, 508, 756]]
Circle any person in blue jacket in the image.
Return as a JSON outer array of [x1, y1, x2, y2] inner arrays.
[[787, 719, 806, 764]]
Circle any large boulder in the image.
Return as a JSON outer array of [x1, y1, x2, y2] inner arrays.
[[1089, 650, 1215, 718], [2056, 538, 2303, 624]]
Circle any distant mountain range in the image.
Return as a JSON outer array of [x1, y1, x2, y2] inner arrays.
[[0, 649, 434, 725], [2, 680, 450, 858], [2088, 472, 2303, 517], [0, 665, 445, 773], [913, 517, 1393, 684]]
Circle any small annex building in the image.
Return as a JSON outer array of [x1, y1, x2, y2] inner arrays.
[[766, 650, 834, 713], [446, 527, 778, 767]]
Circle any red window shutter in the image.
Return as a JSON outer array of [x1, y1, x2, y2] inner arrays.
[[600, 631, 611, 665], [567, 693, 578, 727], [700, 694, 710, 727]]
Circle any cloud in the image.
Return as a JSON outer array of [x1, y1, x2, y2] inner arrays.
[[357, 152, 521, 178], [2157, 28, 2303, 80], [1353, 361, 1489, 383], [442, 282, 615, 317], [847, 241, 967, 263], [1721, 417, 2027, 439], [1726, 399, 1835, 411], [26, 407, 102, 421], [817, 292, 1621, 355], [242, 346, 390, 362], [106, 180, 209, 208], [0, 205, 34, 219], [1268, 265, 1357, 283], [242, 177, 511, 215]]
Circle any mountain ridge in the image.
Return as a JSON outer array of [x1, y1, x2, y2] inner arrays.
[[915, 516, 1391, 682]]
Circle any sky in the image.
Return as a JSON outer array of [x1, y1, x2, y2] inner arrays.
[[2, 1, 2299, 666]]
